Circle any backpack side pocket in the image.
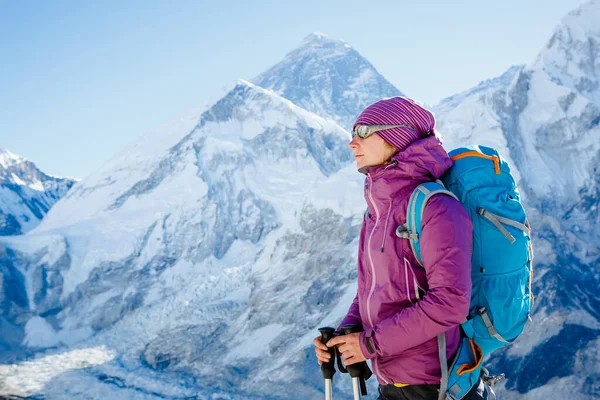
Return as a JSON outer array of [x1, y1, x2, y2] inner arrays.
[[446, 337, 484, 400]]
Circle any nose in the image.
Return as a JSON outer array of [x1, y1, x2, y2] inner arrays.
[[349, 134, 359, 148]]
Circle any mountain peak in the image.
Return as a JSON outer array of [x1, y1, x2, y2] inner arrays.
[[290, 32, 353, 60], [0, 147, 25, 169], [300, 32, 349, 48], [302, 32, 329, 41], [252, 33, 403, 129], [301, 32, 329, 44]]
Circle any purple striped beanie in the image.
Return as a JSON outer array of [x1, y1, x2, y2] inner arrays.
[[353, 97, 437, 152]]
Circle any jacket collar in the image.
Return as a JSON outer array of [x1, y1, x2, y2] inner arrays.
[[363, 136, 454, 207]]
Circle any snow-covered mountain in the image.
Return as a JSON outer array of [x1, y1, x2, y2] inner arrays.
[[434, 1, 600, 398], [2, 2, 600, 399], [437, 0, 600, 209], [0, 148, 77, 236], [253, 32, 404, 129], [0, 80, 368, 398]]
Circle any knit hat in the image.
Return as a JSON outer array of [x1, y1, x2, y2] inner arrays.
[[353, 97, 437, 152]]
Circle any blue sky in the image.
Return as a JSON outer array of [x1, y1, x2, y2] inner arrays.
[[0, 0, 586, 179]]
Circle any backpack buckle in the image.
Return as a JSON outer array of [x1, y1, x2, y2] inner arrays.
[[396, 225, 419, 241]]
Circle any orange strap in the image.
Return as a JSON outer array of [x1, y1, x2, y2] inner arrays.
[[456, 339, 483, 376], [451, 152, 500, 175]]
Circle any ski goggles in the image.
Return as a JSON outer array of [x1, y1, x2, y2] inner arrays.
[[352, 124, 416, 139]]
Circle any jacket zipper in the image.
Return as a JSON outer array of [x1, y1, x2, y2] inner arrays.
[[365, 174, 390, 385]]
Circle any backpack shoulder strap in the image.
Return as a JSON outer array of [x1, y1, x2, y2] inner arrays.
[[394, 181, 462, 400], [396, 180, 459, 267], [395, 180, 460, 400]]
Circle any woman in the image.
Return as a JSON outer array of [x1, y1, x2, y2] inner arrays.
[[313, 97, 493, 399]]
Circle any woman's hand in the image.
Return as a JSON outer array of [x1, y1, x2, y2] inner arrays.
[[326, 332, 366, 365], [313, 335, 332, 365]]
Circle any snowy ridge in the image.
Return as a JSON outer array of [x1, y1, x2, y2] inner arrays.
[[435, 65, 524, 113]]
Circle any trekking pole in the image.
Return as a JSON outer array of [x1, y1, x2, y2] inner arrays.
[[339, 324, 372, 400], [318, 327, 337, 400]]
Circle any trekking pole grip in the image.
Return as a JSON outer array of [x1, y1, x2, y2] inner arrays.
[[341, 324, 372, 396], [341, 325, 363, 379], [319, 327, 337, 380]]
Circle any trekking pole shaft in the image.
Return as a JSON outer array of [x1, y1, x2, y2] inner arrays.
[[352, 377, 361, 400], [325, 379, 332, 400]]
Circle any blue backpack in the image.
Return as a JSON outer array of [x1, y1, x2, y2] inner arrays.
[[396, 145, 534, 400]]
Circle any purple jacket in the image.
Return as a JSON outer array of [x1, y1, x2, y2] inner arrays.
[[339, 135, 473, 385]]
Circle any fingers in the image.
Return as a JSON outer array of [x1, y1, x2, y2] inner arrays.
[[327, 332, 360, 347], [336, 343, 347, 354], [316, 348, 331, 362], [314, 337, 332, 365], [326, 336, 345, 347], [315, 332, 366, 366], [312, 336, 329, 351], [337, 341, 362, 364], [315, 333, 365, 366], [343, 355, 356, 365], [339, 347, 355, 361]]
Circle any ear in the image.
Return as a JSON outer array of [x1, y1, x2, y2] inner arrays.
[[383, 141, 398, 161]]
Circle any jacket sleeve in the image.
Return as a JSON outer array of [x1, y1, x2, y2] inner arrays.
[[337, 292, 362, 332], [361, 194, 472, 358]]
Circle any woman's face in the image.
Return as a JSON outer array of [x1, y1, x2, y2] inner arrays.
[[349, 133, 397, 170]]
